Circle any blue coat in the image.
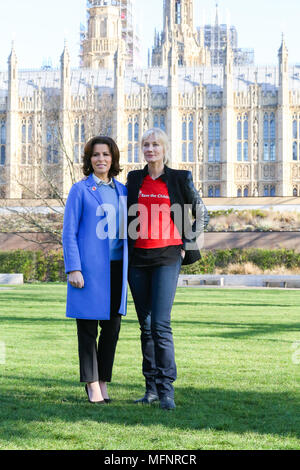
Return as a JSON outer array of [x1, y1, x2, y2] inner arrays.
[[62, 174, 128, 320]]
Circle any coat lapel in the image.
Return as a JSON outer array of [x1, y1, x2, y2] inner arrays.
[[114, 179, 127, 240], [133, 169, 145, 203], [84, 174, 105, 207], [163, 166, 177, 206]]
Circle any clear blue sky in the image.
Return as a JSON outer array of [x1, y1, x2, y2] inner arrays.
[[0, 0, 299, 70]]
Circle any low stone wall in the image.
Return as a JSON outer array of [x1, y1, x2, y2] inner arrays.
[[178, 274, 300, 288], [203, 232, 300, 252], [1, 231, 300, 252], [0, 233, 60, 251], [0, 274, 23, 285]]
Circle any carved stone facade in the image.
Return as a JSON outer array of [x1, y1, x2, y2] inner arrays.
[[81, 4, 121, 70], [0, 1, 300, 199], [152, 0, 210, 68]]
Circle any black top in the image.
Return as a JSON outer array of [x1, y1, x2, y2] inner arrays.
[[131, 245, 182, 267]]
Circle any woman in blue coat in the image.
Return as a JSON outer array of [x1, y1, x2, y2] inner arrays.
[[62, 136, 128, 404]]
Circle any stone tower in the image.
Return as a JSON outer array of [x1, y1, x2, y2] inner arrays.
[[278, 35, 290, 196], [222, 35, 235, 197], [60, 41, 73, 198], [6, 42, 21, 198], [81, 0, 122, 70], [152, 0, 210, 67]]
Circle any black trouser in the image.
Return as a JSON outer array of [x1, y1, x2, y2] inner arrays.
[[76, 261, 123, 383]]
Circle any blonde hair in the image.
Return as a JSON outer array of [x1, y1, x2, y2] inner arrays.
[[141, 128, 169, 165]]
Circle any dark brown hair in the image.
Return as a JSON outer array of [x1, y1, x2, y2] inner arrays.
[[82, 136, 122, 178]]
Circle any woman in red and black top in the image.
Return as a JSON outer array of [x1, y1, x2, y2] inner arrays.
[[127, 128, 209, 410]]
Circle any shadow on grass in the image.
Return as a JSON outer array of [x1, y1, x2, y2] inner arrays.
[[174, 301, 297, 308], [171, 320, 300, 340], [0, 317, 139, 326], [0, 375, 299, 444], [1, 316, 300, 342]]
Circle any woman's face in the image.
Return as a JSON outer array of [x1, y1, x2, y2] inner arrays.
[[91, 143, 112, 180], [142, 134, 164, 165]]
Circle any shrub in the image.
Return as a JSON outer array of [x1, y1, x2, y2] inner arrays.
[[1, 248, 300, 281], [0, 250, 36, 281], [215, 262, 263, 275], [0, 250, 66, 282], [181, 248, 300, 275]]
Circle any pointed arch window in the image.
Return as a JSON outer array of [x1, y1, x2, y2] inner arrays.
[[0, 119, 6, 165], [263, 112, 276, 161], [46, 123, 59, 164], [153, 113, 166, 132], [175, 1, 182, 25], [128, 115, 139, 162], [182, 114, 194, 162], [264, 184, 276, 197], [74, 117, 85, 164], [21, 117, 33, 165], [128, 121, 133, 142], [208, 113, 221, 162], [237, 114, 249, 162], [128, 144, 132, 163], [292, 114, 300, 161], [208, 185, 221, 198], [134, 144, 139, 163], [134, 120, 139, 142], [182, 120, 187, 142]]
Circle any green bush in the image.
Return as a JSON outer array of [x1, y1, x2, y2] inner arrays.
[[181, 248, 300, 274], [1, 248, 300, 281], [0, 250, 36, 281], [208, 209, 235, 218], [0, 250, 66, 282]]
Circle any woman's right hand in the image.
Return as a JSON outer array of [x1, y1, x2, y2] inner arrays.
[[68, 271, 84, 289]]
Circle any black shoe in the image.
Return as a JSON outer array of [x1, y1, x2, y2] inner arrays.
[[104, 398, 112, 404], [160, 396, 176, 410], [85, 384, 105, 404], [134, 392, 159, 404]]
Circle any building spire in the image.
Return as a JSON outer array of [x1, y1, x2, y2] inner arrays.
[[215, 3, 219, 26], [60, 40, 71, 111], [278, 34, 288, 92], [8, 40, 18, 87], [8, 40, 17, 64], [225, 29, 233, 69], [60, 39, 70, 80], [278, 32, 288, 57], [61, 38, 70, 60]]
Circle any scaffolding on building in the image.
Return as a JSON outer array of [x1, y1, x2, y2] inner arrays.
[[197, 23, 254, 67], [80, 0, 141, 68]]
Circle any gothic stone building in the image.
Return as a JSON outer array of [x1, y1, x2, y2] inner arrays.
[[0, 0, 299, 200]]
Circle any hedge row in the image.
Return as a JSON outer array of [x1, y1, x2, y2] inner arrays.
[[1, 248, 300, 282], [181, 248, 300, 274], [0, 250, 66, 282]]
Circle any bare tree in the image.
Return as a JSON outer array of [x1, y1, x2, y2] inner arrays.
[[3, 87, 114, 249]]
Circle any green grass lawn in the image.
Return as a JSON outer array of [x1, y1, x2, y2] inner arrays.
[[0, 284, 300, 450]]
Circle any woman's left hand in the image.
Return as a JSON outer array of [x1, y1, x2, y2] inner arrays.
[[181, 249, 186, 260]]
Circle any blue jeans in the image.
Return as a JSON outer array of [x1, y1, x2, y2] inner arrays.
[[128, 257, 182, 399]]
